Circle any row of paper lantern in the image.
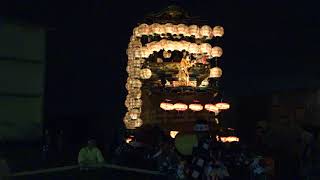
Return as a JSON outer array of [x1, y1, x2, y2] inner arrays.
[[124, 38, 145, 129], [133, 23, 224, 39], [160, 102, 230, 112], [129, 40, 223, 59]]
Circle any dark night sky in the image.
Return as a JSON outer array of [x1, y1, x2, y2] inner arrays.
[[1, 0, 320, 120]]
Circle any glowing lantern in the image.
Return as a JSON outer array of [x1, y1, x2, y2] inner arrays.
[[211, 46, 223, 58], [209, 67, 222, 78], [140, 68, 152, 79], [128, 89, 142, 99], [215, 102, 230, 110], [177, 24, 188, 35], [138, 24, 149, 35], [124, 119, 136, 129], [128, 109, 141, 120], [174, 103, 188, 111], [170, 131, 179, 138], [134, 118, 143, 128], [200, 43, 212, 54], [165, 41, 176, 51], [174, 41, 183, 51], [164, 23, 175, 34], [205, 104, 220, 113], [133, 27, 140, 37], [160, 102, 174, 111], [189, 25, 199, 37], [200, 25, 212, 38], [212, 26, 224, 37], [150, 23, 161, 34], [158, 25, 166, 35], [188, 43, 199, 54], [140, 47, 150, 58], [220, 136, 239, 143], [163, 50, 171, 58], [189, 103, 203, 111]]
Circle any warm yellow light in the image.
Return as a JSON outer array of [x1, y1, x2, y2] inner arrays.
[[128, 109, 141, 120], [205, 104, 219, 113], [140, 68, 152, 79], [211, 46, 223, 58], [209, 67, 222, 78], [212, 26, 224, 37], [173, 103, 188, 111], [160, 102, 174, 111], [215, 102, 230, 110], [219, 136, 239, 143], [134, 118, 143, 128], [170, 131, 179, 138], [163, 51, 172, 58], [200, 25, 212, 38], [189, 104, 203, 111], [200, 43, 212, 54], [177, 24, 188, 35], [189, 25, 199, 37]]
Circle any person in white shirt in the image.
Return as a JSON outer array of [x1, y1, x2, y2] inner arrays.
[[78, 139, 105, 169]]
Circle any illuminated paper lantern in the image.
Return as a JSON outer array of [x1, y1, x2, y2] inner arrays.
[[204, 104, 219, 113], [134, 118, 143, 128], [200, 43, 212, 54], [209, 67, 222, 78], [128, 89, 142, 99], [138, 23, 149, 35], [211, 46, 223, 58], [140, 47, 150, 58], [170, 131, 179, 138], [150, 23, 161, 34], [160, 102, 174, 111], [174, 103, 188, 111], [174, 41, 183, 51], [220, 136, 239, 143], [200, 25, 212, 38], [212, 26, 224, 37], [177, 24, 188, 35], [215, 102, 230, 110], [164, 23, 175, 34], [165, 41, 176, 51], [189, 25, 199, 37], [188, 43, 199, 54], [124, 118, 136, 129], [140, 68, 152, 79], [189, 103, 203, 111], [133, 27, 140, 37], [129, 109, 141, 120]]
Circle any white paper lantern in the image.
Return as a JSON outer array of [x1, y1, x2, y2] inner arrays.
[[211, 46, 223, 58], [204, 104, 219, 113], [200, 25, 212, 38], [150, 23, 161, 34], [212, 26, 224, 37], [209, 67, 222, 78], [189, 103, 203, 111], [140, 68, 152, 79], [200, 43, 212, 54], [188, 43, 199, 54], [128, 109, 141, 120], [128, 89, 142, 99], [138, 24, 149, 35], [165, 23, 175, 34], [177, 24, 188, 35], [215, 102, 230, 110], [173, 103, 188, 111], [189, 25, 199, 37], [134, 118, 143, 128], [160, 102, 174, 111]]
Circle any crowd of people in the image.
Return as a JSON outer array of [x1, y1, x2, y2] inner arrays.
[[111, 119, 275, 180]]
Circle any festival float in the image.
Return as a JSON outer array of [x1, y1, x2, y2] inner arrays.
[[123, 6, 230, 135]]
